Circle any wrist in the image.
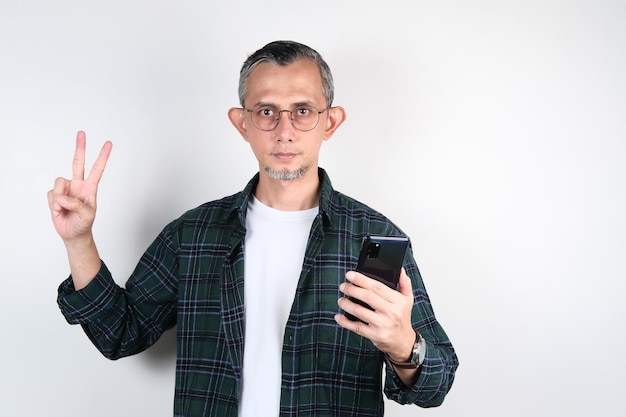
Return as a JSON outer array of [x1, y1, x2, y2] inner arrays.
[[388, 329, 418, 363], [65, 235, 101, 290], [63, 233, 96, 252], [385, 330, 425, 370]]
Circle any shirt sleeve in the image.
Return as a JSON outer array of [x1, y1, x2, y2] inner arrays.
[[56, 228, 179, 360], [57, 264, 123, 325], [383, 254, 459, 407]]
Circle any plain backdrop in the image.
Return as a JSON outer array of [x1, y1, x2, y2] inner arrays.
[[1, 1, 625, 416]]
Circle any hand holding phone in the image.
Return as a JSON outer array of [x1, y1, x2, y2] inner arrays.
[[345, 235, 409, 322]]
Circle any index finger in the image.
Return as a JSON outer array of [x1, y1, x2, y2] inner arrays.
[[85, 140, 113, 187], [72, 131, 87, 180], [346, 270, 403, 301], [346, 271, 387, 293]]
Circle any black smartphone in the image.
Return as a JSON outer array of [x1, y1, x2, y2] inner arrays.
[[345, 235, 409, 322]]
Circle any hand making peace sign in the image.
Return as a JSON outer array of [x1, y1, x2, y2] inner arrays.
[[47, 131, 112, 242]]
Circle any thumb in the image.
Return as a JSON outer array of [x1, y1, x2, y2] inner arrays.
[[398, 268, 413, 297], [57, 195, 96, 222]]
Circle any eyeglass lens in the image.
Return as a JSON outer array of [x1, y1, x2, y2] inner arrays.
[[248, 105, 322, 131]]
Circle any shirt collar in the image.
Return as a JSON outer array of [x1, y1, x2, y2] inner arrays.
[[223, 168, 336, 229]]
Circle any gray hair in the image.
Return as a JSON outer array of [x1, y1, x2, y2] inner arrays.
[[238, 40, 334, 108]]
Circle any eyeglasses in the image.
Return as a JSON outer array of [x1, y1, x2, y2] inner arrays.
[[244, 104, 327, 132]]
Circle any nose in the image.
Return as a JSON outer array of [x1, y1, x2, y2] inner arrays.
[[276, 110, 293, 126], [275, 110, 296, 139]]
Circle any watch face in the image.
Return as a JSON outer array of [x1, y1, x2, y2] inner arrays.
[[415, 334, 425, 366]]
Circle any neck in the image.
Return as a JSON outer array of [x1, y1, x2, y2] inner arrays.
[[254, 168, 320, 211]]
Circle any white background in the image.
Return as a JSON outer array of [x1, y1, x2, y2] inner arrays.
[[1, 1, 625, 416]]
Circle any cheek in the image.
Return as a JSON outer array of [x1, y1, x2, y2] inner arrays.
[[246, 138, 269, 157]]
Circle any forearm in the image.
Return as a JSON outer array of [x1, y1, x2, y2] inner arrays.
[[64, 234, 102, 290], [394, 364, 420, 387], [384, 260, 458, 406], [58, 260, 177, 360], [384, 328, 422, 387], [385, 336, 458, 407]]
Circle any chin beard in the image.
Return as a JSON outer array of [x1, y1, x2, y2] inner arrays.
[[264, 166, 308, 181]]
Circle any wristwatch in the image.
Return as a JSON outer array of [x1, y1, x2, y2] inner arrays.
[[385, 331, 425, 370]]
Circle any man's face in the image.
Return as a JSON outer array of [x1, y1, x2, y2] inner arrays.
[[230, 58, 340, 182]]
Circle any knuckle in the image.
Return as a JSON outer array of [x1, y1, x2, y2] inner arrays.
[[371, 281, 385, 294], [357, 290, 373, 305]]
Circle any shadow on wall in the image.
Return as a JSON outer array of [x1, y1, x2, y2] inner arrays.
[[141, 326, 177, 369]]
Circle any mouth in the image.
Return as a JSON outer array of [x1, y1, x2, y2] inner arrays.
[[272, 152, 298, 161]]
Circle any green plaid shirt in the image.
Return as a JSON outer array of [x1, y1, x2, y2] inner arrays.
[[58, 168, 458, 417]]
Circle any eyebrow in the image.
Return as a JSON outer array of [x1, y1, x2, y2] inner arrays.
[[250, 101, 318, 109]]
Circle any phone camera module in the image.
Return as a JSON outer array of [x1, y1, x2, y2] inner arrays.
[[366, 242, 381, 258]]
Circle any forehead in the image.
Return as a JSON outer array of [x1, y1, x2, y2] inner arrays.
[[244, 58, 326, 107]]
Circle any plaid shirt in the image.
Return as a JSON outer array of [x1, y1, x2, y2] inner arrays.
[[58, 168, 458, 417]]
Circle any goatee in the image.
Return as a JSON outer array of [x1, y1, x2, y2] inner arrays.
[[264, 166, 307, 181]]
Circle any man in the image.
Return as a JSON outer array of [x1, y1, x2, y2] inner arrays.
[[48, 40, 458, 417]]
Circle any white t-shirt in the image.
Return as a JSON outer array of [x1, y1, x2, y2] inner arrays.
[[238, 196, 318, 417]]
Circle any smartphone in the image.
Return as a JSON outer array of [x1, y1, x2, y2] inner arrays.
[[345, 235, 409, 322]]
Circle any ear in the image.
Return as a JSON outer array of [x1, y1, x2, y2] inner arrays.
[[323, 106, 347, 140], [228, 107, 249, 142]]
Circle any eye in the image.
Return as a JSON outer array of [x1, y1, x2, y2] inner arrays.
[[294, 106, 312, 117], [257, 107, 276, 118]]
